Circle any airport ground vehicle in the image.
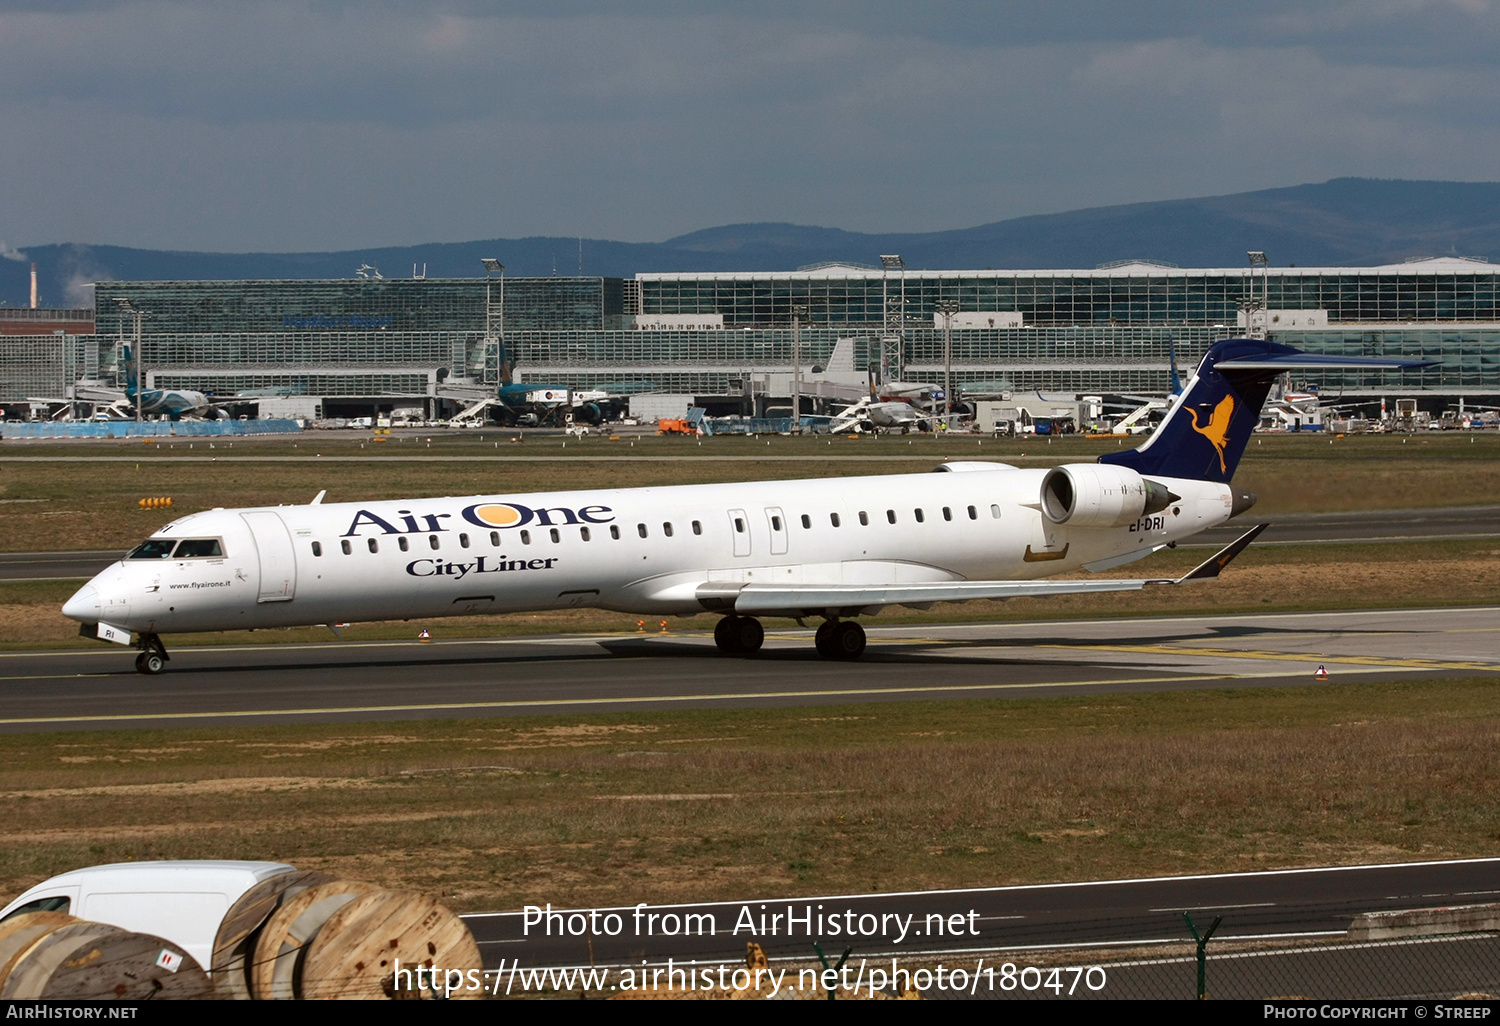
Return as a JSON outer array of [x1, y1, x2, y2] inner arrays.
[[0, 861, 294, 969]]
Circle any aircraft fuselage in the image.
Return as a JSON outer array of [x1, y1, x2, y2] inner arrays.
[[63, 466, 1232, 637]]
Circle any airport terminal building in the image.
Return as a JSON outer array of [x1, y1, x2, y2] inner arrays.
[[4, 257, 1500, 417]]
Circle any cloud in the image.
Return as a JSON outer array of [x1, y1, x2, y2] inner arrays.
[[0, 239, 26, 261], [2, 2, 1500, 250]]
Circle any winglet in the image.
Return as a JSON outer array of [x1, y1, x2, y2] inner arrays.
[[1155, 522, 1268, 584]]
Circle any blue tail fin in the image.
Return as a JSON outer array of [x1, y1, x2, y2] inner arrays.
[[1100, 339, 1303, 483], [119, 343, 138, 399], [1100, 338, 1434, 482]]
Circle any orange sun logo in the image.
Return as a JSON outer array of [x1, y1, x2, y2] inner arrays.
[[468, 504, 526, 527]]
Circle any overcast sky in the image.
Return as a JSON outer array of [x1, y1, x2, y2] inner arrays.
[[2, 0, 1499, 254]]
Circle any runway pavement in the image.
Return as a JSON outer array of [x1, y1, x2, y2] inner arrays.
[[0, 548, 125, 582], [2, 606, 1497, 733], [460, 857, 1500, 970], [5, 505, 1495, 582], [1189, 503, 1500, 547]]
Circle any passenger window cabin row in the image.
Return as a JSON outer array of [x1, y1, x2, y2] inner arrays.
[[825, 505, 998, 529], [308, 504, 1001, 557]]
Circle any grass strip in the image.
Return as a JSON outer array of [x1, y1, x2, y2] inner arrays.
[[2, 678, 1497, 911]]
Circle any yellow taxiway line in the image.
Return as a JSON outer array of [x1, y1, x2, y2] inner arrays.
[[0, 666, 1482, 729], [0, 669, 1332, 727]]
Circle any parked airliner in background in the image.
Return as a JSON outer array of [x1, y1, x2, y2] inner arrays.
[[70, 344, 254, 420], [63, 340, 1429, 674]]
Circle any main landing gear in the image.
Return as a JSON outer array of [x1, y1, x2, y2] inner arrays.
[[815, 619, 866, 660], [712, 615, 867, 659], [134, 633, 169, 676], [713, 615, 765, 655]]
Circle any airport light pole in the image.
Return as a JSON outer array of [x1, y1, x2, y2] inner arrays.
[[935, 300, 959, 426], [112, 297, 147, 423], [880, 255, 905, 384], [790, 304, 806, 433], [481, 258, 504, 383], [1247, 251, 1269, 339]]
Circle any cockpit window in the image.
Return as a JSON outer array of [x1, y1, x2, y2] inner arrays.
[[174, 539, 223, 558], [127, 539, 177, 560], [126, 538, 223, 560]]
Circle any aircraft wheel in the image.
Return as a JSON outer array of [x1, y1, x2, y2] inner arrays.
[[815, 620, 839, 657], [137, 633, 169, 675], [829, 621, 866, 660], [732, 616, 764, 654], [714, 615, 743, 654]]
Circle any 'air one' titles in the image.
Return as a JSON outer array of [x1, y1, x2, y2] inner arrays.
[[342, 502, 617, 537]]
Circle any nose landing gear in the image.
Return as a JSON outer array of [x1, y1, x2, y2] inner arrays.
[[134, 633, 169, 675]]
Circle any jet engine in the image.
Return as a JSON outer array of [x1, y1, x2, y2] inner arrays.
[[1039, 464, 1177, 528]]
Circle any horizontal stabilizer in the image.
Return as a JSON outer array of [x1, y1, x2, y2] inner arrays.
[[1215, 354, 1438, 371]]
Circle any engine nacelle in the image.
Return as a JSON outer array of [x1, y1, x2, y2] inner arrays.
[[1040, 464, 1174, 528]]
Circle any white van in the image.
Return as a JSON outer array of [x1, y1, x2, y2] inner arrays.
[[0, 861, 294, 970]]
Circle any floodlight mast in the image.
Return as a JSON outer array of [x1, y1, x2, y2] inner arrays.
[[935, 300, 959, 425], [879, 255, 905, 384], [1245, 251, 1269, 339], [790, 304, 807, 434], [481, 259, 505, 383], [112, 297, 147, 422]]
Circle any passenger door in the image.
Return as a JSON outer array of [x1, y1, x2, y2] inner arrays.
[[241, 511, 297, 602]]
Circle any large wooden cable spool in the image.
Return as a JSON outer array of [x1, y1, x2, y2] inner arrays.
[[0, 922, 211, 1000], [0, 912, 79, 993], [249, 879, 377, 1000], [299, 890, 483, 1000], [211, 869, 334, 1000]]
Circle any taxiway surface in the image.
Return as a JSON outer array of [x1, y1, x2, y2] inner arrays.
[[3, 606, 1496, 733]]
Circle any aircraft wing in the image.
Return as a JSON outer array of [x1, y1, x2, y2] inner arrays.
[[722, 523, 1267, 616]]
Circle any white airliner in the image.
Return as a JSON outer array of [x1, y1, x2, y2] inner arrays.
[[72, 343, 251, 421], [62, 340, 1428, 674]]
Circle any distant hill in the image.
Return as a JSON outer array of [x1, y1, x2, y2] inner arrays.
[[7, 178, 1500, 309]]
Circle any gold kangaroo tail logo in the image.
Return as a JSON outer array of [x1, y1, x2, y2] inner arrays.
[[1189, 395, 1235, 473]]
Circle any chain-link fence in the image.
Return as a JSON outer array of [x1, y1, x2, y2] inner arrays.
[[494, 901, 1500, 1000], [923, 931, 1500, 1000]]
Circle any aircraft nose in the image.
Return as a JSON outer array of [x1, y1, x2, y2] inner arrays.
[[62, 583, 100, 623]]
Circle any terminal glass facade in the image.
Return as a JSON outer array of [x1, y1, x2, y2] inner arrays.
[[640, 265, 1500, 327], [94, 278, 624, 337], [4, 263, 1499, 405]]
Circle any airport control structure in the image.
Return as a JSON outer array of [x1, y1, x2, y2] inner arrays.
[[3, 256, 1500, 426]]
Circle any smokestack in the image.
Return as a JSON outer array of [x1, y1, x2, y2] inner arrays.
[[30, 263, 37, 309]]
